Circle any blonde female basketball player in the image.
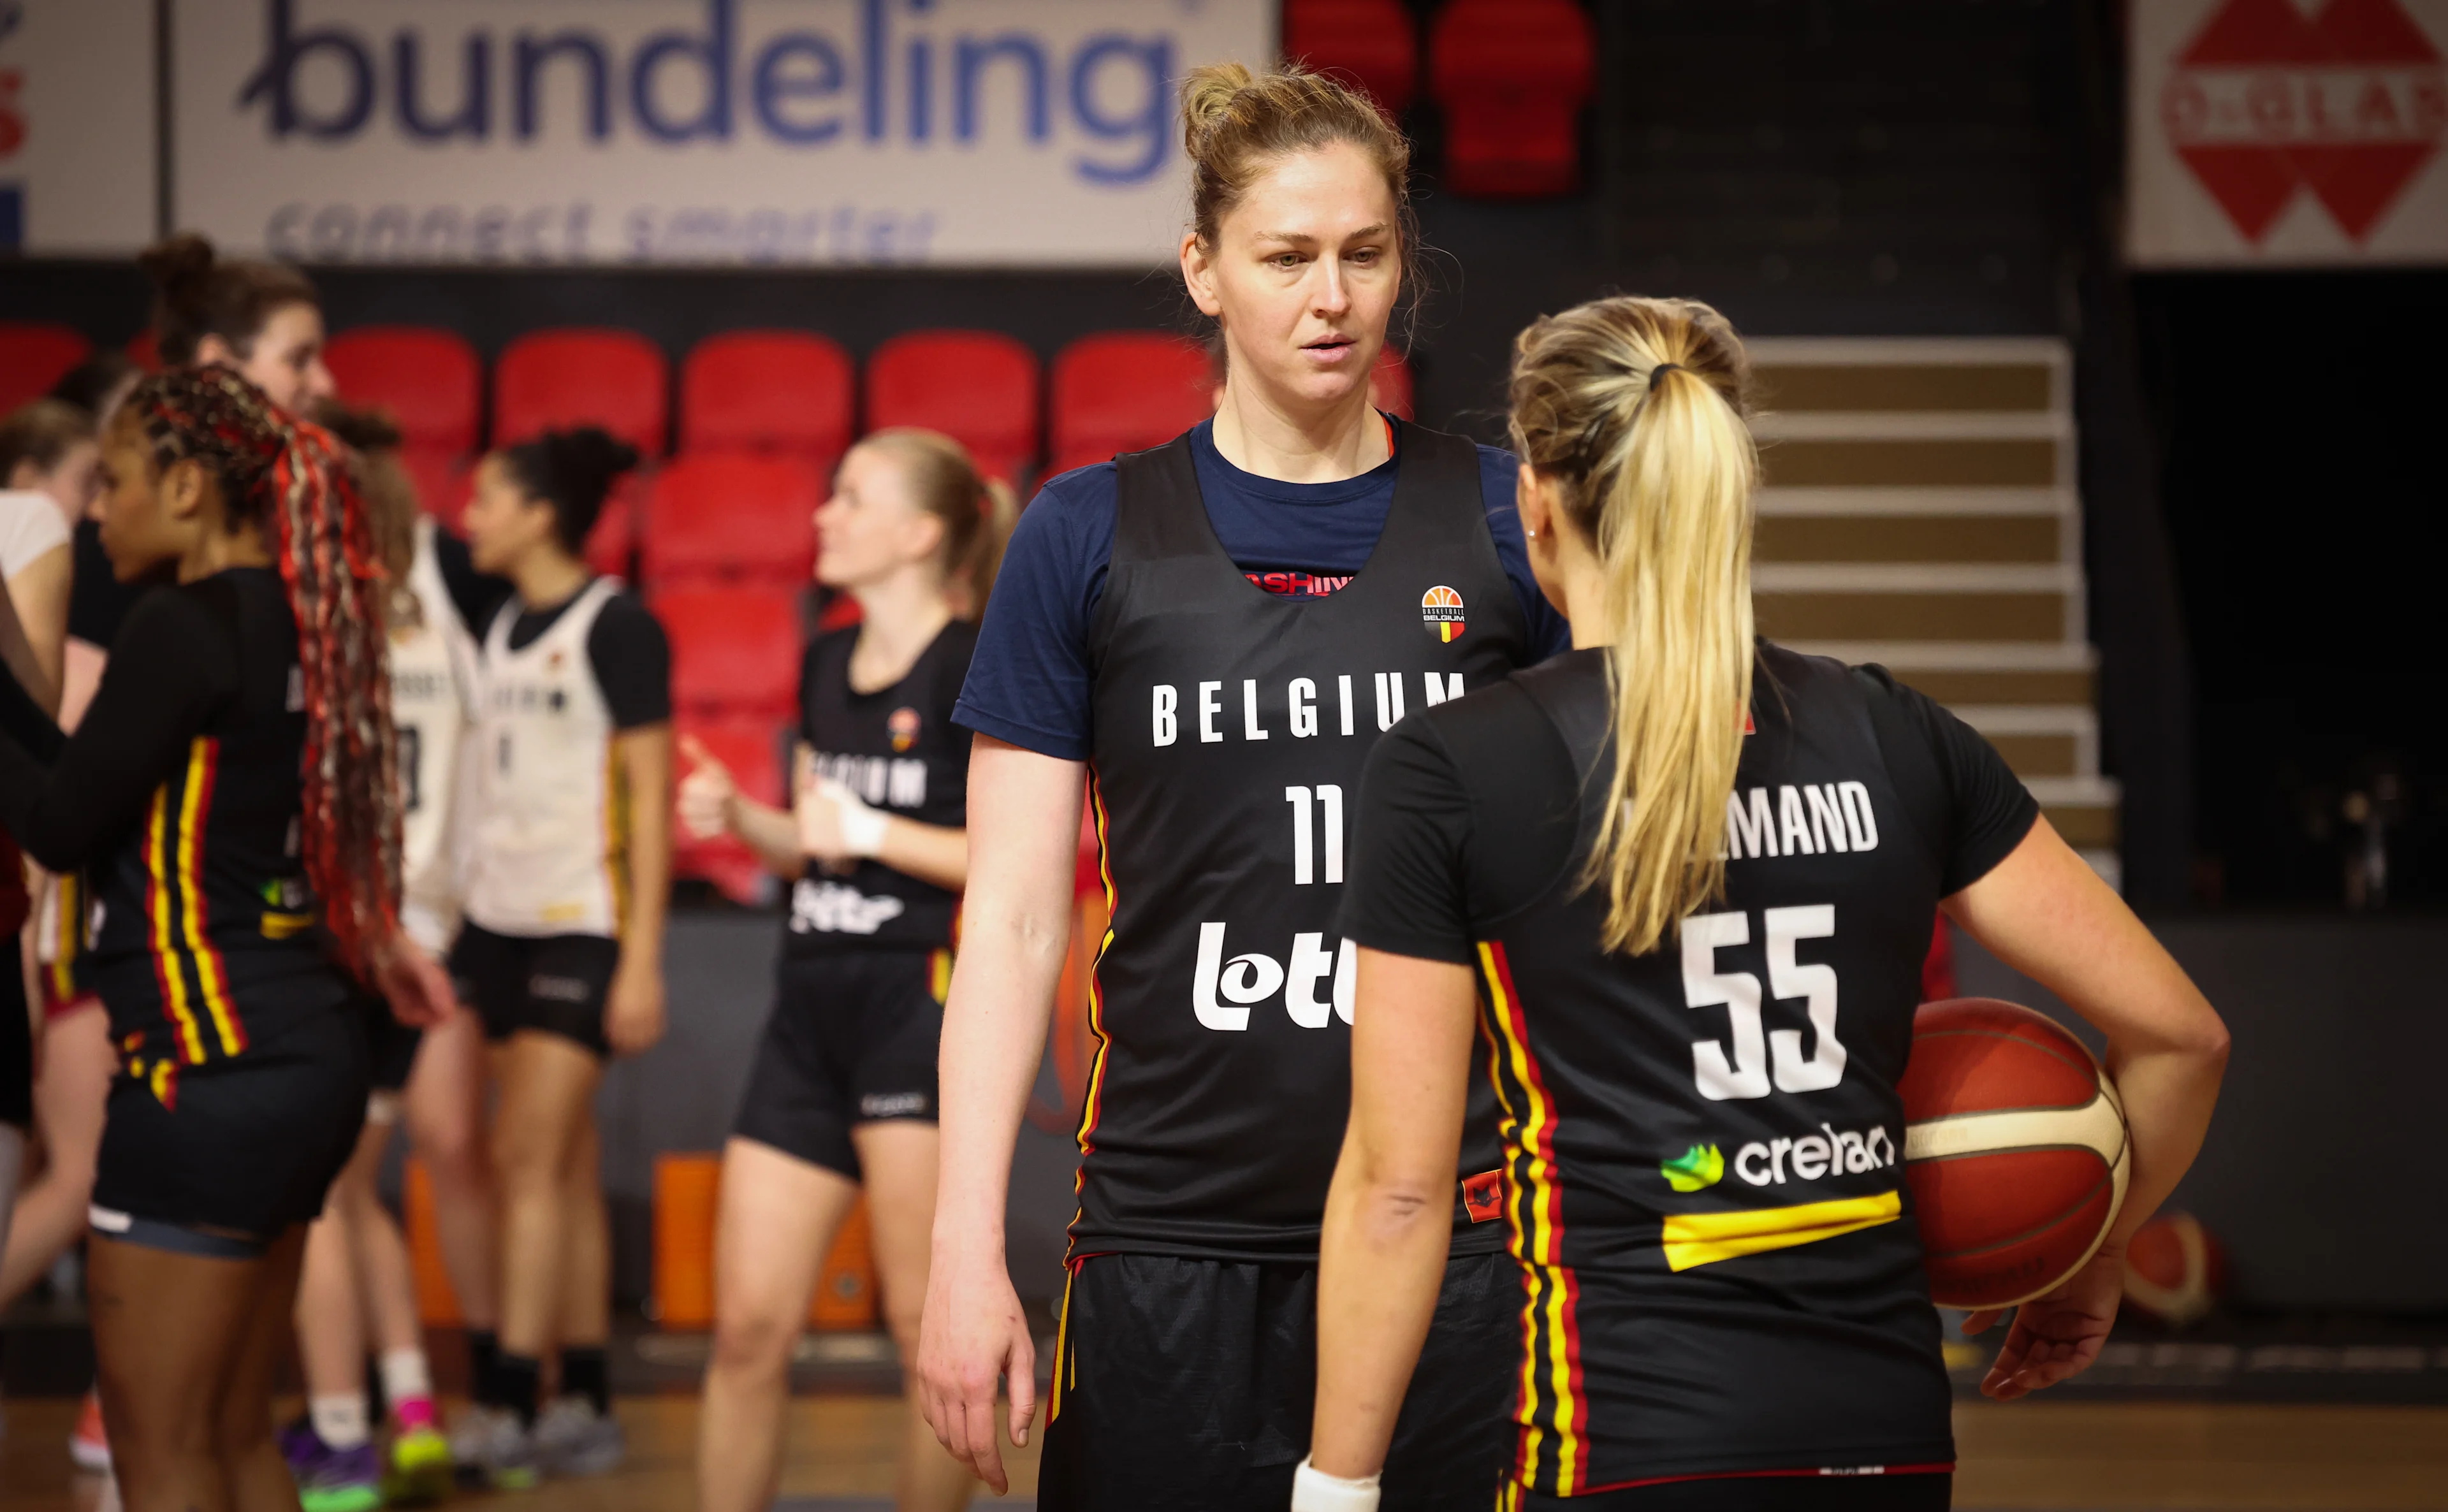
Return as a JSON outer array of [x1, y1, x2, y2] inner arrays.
[[919, 62, 1570, 1511], [680, 428, 1010, 1512], [1304, 296, 2232, 1511], [449, 425, 672, 1486]]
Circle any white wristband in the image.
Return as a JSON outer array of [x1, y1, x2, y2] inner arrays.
[[1290, 1457, 1381, 1512], [822, 777, 891, 858]]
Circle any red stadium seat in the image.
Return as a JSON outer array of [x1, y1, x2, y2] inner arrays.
[[125, 329, 161, 374], [1283, 0, 1418, 113], [325, 327, 483, 456], [493, 328, 669, 456], [1428, 0, 1597, 198], [1370, 347, 1414, 420], [674, 713, 790, 904], [680, 331, 854, 465], [655, 586, 803, 720], [865, 331, 1040, 485], [400, 445, 474, 530], [1049, 332, 1214, 475], [645, 453, 821, 591], [0, 323, 92, 413]]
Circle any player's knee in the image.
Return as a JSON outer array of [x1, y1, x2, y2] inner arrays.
[[490, 1126, 563, 1191], [710, 1304, 798, 1376]]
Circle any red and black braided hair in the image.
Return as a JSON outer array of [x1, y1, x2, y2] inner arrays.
[[122, 364, 402, 980]]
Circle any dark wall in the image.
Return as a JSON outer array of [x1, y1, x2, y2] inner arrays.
[[2136, 271, 2448, 906]]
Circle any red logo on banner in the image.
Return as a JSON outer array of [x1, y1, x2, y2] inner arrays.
[[2160, 0, 2447, 242]]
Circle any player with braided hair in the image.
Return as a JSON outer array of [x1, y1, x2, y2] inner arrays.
[[0, 364, 455, 1512]]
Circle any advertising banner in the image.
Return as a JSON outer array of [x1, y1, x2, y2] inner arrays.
[[170, 0, 1273, 267], [0, 0, 158, 255], [2129, 0, 2448, 265]]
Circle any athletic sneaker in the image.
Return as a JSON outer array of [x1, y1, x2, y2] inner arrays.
[[382, 1421, 454, 1506], [280, 1420, 382, 1512], [449, 1405, 540, 1491], [68, 1390, 110, 1473], [532, 1397, 626, 1477]]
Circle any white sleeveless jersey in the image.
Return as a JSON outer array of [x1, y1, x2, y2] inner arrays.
[[390, 520, 477, 954], [463, 577, 627, 939]]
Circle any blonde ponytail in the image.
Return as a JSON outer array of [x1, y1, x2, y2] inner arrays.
[[1507, 297, 1758, 956]]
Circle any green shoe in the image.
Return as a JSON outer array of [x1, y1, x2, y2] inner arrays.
[[382, 1423, 453, 1506]]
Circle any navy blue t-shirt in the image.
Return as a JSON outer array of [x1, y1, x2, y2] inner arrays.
[[954, 418, 1572, 762]]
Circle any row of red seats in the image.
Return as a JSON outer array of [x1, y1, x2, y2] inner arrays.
[[1285, 0, 1597, 197]]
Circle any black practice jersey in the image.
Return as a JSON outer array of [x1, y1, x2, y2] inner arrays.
[[1339, 644, 2037, 1494], [0, 568, 348, 1069], [1074, 423, 1539, 1263], [787, 620, 976, 955]]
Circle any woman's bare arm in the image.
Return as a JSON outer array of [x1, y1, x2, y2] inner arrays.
[[915, 735, 1084, 1494], [1309, 947, 1480, 1481], [1942, 815, 2229, 1397]]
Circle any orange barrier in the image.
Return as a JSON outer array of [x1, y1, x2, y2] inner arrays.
[[404, 1159, 463, 1327], [653, 1152, 878, 1332]]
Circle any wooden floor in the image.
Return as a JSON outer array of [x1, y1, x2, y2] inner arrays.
[[4, 1395, 2445, 1509]]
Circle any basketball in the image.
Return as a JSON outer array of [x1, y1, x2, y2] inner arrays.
[[2122, 1211, 2228, 1328], [1899, 998, 2131, 1311]]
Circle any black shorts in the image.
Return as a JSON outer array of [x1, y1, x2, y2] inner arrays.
[[732, 948, 948, 1180], [1514, 1472, 1953, 1509], [448, 923, 620, 1058], [1037, 1249, 1518, 1512], [91, 1006, 368, 1241], [1, 934, 31, 1131], [361, 992, 423, 1094]]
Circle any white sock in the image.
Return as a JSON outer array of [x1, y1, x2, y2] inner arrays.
[[309, 1393, 371, 1451], [380, 1348, 433, 1408]]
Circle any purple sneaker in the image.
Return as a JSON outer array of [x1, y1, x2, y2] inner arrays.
[[282, 1421, 382, 1512]]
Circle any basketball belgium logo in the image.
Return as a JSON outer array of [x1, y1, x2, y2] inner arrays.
[[888, 706, 921, 753], [1420, 585, 1466, 643]]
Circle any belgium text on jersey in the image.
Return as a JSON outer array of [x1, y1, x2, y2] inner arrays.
[[1149, 671, 1467, 746]]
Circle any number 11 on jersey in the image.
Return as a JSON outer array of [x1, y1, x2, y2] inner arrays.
[[1284, 785, 1344, 885]]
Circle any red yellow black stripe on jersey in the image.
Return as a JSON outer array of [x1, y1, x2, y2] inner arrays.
[[143, 738, 248, 1065], [1475, 940, 1589, 1497], [1053, 767, 1120, 1426], [45, 871, 84, 1004]]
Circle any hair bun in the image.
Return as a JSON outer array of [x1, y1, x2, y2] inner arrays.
[[138, 232, 219, 312], [1180, 61, 1257, 152], [546, 425, 642, 496]]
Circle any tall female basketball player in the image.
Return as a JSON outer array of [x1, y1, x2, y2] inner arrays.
[[918, 62, 1570, 1511], [451, 426, 672, 1486], [681, 428, 1009, 1512], [0, 365, 453, 1512], [277, 409, 477, 1511], [1304, 296, 2232, 1511]]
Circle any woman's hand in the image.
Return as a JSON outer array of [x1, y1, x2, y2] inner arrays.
[[374, 935, 457, 1029], [1963, 1240, 2125, 1400], [676, 733, 738, 841], [602, 956, 666, 1057], [916, 1241, 1037, 1495]]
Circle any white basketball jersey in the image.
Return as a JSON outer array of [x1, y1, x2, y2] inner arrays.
[[390, 519, 477, 955], [464, 577, 626, 939]]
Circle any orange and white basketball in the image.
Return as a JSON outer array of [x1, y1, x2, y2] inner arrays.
[[1898, 998, 2130, 1311], [2122, 1210, 2227, 1328]]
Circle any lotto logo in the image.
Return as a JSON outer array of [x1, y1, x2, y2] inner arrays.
[[1420, 585, 1466, 643], [1190, 921, 1354, 1030]]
